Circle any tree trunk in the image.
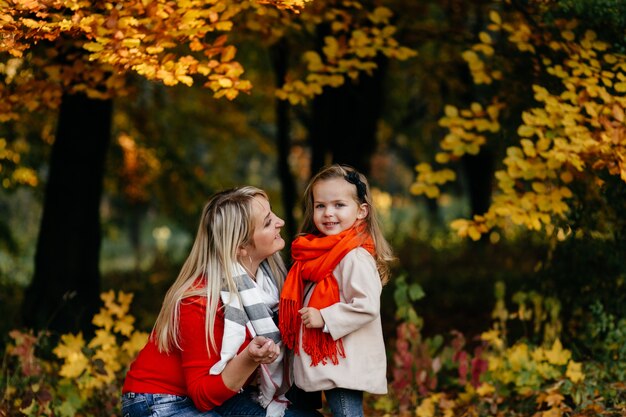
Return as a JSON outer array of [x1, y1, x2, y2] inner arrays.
[[462, 149, 494, 217], [23, 92, 112, 335], [271, 38, 298, 244], [310, 58, 387, 176]]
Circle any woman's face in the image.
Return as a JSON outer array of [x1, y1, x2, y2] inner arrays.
[[245, 195, 285, 264]]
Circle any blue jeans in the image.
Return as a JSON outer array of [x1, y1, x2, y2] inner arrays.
[[121, 388, 323, 417], [121, 393, 219, 417], [216, 386, 323, 417], [324, 388, 363, 417]]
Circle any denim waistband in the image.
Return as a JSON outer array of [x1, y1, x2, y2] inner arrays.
[[122, 392, 187, 406]]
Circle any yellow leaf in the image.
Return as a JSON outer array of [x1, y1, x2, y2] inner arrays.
[[53, 333, 86, 359], [117, 292, 134, 312], [425, 185, 440, 198], [479, 31, 492, 44], [122, 331, 149, 355], [560, 171, 573, 183], [101, 290, 116, 305], [415, 163, 431, 173], [480, 329, 504, 349], [216, 21, 233, 31], [114, 315, 136, 336], [323, 36, 339, 59], [416, 396, 436, 417], [221, 45, 236, 62], [177, 75, 193, 86], [518, 125, 534, 137], [83, 42, 104, 52], [489, 10, 501, 25], [395, 46, 417, 60], [122, 38, 141, 48], [88, 329, 116, 349], [93, 310, 114, 330], [59, 351, 89, 378], [531, 182, 546, 193], [566, 360, 585, 383], [218, 77, 233, 88], [612, 104, 625, 122], [470, 102, 483, 114], [444, 105, 458, 118], [544, 339, 571, 365], [369, 7, 392, 24], [476, 382, 495, 396], [303, 51, 323, 71], [435, 152, 450, 164], [559, 187, 572, 198], [561, 30, 575, 42], [146, 45, 164, 54]]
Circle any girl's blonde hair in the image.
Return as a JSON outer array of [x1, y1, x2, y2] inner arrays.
[[153, 186, 286, 354], [300, 164, 394, 283]]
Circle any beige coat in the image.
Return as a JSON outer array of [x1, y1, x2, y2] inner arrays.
[[292, 248, 388, 394]]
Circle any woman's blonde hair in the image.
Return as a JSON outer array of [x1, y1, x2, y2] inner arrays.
[[300, 164, 394, 283], [153, 186, 286, 354]]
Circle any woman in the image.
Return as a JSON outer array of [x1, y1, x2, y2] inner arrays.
[[121, 187, 321, 417]]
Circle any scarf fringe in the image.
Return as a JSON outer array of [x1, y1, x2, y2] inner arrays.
[[278, 299, 300, 350], [256, 395, 288, 417], [301, 326, 345, 366]]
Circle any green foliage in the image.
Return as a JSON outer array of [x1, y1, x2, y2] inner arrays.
[[533, 235, 626, 361], [555, 0, 626, 49], [393, 273, 425, 327], [378, 281, 626, 417]]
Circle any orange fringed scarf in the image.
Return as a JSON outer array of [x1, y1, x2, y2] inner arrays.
[[279, 225, 375, 366]]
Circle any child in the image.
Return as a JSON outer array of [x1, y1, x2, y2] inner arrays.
[[279, 164, 394, 417]]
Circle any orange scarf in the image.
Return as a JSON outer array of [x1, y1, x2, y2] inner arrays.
[[279, 225, 375, 366]]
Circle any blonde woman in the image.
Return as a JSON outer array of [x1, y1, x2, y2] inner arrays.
[[122, 187, 322, 417]]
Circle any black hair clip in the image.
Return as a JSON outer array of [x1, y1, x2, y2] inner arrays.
[[345, 171, 367, 202]]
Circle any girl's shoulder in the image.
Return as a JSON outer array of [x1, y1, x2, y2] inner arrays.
[[338, 246, 377, 269]]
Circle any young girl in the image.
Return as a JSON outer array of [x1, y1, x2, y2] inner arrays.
[[279, 164, 394, 417]]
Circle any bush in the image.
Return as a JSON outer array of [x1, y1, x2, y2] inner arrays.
[[1, 291, 148, 416], [375, 281, 626, 417]]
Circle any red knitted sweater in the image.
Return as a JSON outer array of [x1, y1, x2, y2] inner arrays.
[[122, 296, 249, 411]]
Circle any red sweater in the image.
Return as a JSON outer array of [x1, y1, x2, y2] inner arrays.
[[122, 296, 251, 411]]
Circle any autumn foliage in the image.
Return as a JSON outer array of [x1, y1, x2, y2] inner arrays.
[[411, 8, 626, 241]]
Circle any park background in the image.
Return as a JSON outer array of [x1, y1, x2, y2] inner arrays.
[[1, 0, 625, 416]]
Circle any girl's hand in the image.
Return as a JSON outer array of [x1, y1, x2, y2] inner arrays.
[[298, 307, 325, 329], [246, 336, 280, 364]]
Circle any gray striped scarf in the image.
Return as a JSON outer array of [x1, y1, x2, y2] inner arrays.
[[209, 261, 289, 417]]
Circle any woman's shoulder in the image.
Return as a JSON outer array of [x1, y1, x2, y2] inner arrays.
[[180, 294, 226, 320]]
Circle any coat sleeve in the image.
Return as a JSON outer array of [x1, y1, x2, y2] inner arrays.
[[319, 248, 382, 340], [178, 297, 241, 411]]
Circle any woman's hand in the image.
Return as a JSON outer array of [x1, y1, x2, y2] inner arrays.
[[246, 336, 280, 364], [298, 307, 325, 329], [222, 336, 280, 391]]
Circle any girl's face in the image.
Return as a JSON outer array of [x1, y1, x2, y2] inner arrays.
[[245, 195, 286, 264], [312, 178, 368, 236]]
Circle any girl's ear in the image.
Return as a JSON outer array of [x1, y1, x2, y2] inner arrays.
[[356, 203, 369, 220]]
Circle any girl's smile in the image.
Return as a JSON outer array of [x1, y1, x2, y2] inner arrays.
[[312, 178, 368, 236]]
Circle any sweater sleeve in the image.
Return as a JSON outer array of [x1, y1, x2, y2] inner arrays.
[[319, 248, 382, 340], [178, 297, 241, 411]]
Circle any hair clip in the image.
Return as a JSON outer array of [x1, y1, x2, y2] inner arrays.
[[344, 171, 367, 202]]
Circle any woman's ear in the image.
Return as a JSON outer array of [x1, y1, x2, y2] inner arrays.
[[356, 203, 369, 219]]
